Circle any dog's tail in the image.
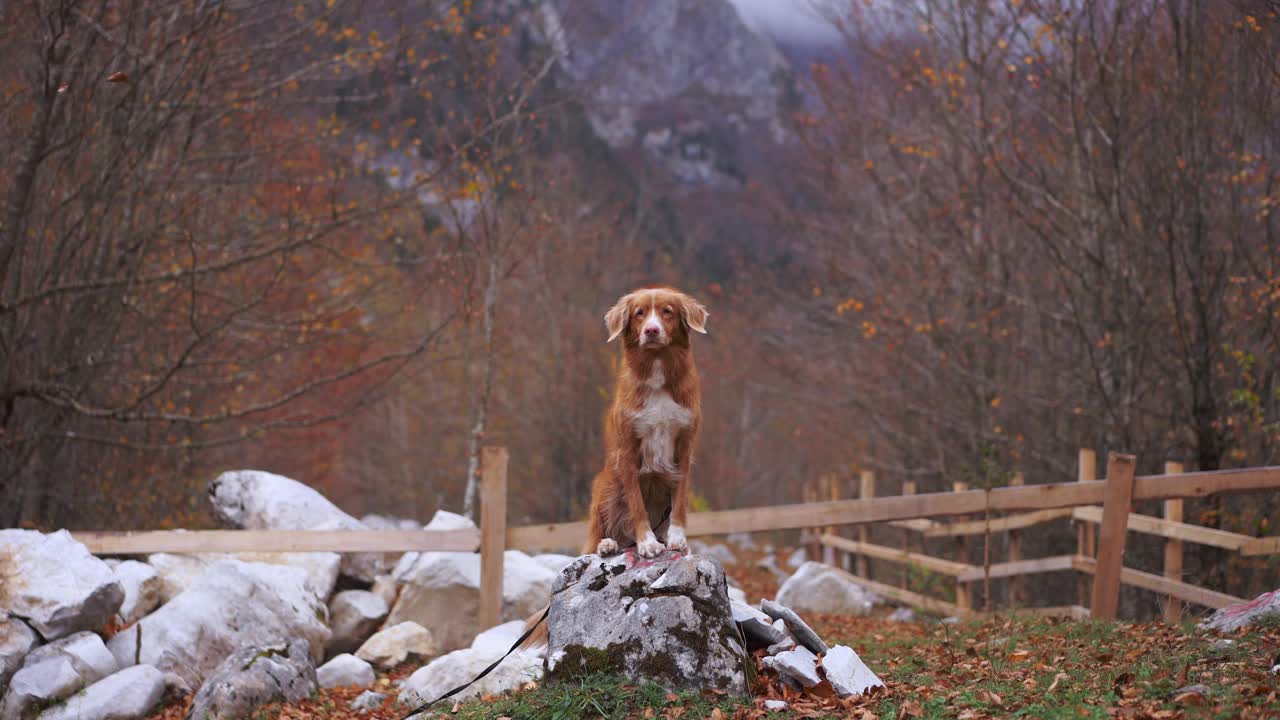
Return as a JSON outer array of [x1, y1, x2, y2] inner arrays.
[[517, 604, 550, 651]]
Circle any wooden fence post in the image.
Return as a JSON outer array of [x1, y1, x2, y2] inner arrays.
[[478, 446, 509, 631], [1008, 472, 1025, 608], [857, 471, 875, 578], [1163, 460, 1185, 623], [952, 480, 971, 612], [1090, 452, 1137, 620], [803, 480, 820, 561], [900, 480, 916, 589], [1077, 448, 1097, 608]]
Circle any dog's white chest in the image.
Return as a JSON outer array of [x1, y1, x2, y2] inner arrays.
[[630, 363, 691, 474]]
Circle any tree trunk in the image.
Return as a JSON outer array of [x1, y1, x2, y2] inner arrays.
[[463, 255, 499, 521]]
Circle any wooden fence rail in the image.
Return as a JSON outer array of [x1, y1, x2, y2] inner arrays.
[[64, 448, 1280, 625]]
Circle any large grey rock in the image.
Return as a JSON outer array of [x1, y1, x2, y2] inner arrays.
[[0, 530, 124, 641], [2, 632, 118, 718], [761, 599, 828, 655], [108, 561, 163, 625], [389, 545, 556, 653], [106, 559, 329, 689], [775, 561, 879, 616], [208, 469, 381, 582], [355, 622, 437, 669], [35, 664, 166, 720], [0, 617, 39, 692], [187, 640, 317, 720], [544, 551, 748, 696], [2, 654, 83, 718], [398, 622, 543, 707], [1200, 588, 1280, 633], [327, 590, 388, 656], [317, 653, 375, 689], [148, 549, 339, 604], [146, 553, 212, 603], [822, 645, 884, 698], [761, 646, 820, 688]]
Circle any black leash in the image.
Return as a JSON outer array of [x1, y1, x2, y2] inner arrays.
[[398, 606, 549, 719], [398, 507, 672, 719]]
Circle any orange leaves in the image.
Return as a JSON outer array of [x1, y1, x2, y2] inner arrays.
[[836, 298, 864, 315]]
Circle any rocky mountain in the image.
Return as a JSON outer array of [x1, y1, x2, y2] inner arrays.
[[535, 0, 798, 190]]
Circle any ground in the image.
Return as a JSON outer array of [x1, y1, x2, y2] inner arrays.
[[146, 548, 1280, 719]]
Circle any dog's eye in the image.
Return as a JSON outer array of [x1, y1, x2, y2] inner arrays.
[[662, 307, 673, 315], [634, 308, 644, 317]]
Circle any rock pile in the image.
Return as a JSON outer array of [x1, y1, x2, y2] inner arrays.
[[1, 468, 891, 719], [0, 469, 566, 719]]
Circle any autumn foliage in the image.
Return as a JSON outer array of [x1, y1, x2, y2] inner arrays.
[[2, 0, 1279, 608]]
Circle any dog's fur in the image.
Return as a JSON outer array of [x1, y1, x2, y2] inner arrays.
[[584, 286, 707, 559], [520, 287, 708, 650]]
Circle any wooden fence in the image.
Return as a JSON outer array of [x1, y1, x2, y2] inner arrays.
[[70, 448, 1280, 623]]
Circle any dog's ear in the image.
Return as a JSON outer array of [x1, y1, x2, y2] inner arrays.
[[680, 295, 709, 334], [605, 297, 630, 342]]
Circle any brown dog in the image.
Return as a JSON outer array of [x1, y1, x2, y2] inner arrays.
[[584, 287, 708, 558]]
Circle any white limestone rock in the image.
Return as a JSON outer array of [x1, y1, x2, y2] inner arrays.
[[108, 561, 163, 625], [2, 632, 118, 718], [36, 664, 166, 720], [317, 653, 375, 689], [397, 622, 544, 707], [762, 646, 821, 688], [821, 645, 884, 698], [327, 590, 389, 656], [0, 530, 124, 641], [389, 547, 555, 653], [106, 559, 330, 689], [761, 599, 829, 655], [775, 562, 879, 616], [355, 622, 437, 669], [731, 600, 785, 649], [469, 621, 526, 657], [370, 574, 400, 609], [208, 469, 381, 582], [0, 616, 39, 692]]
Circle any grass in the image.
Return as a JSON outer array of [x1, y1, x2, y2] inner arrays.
[[420, 611, 1280, 720], [441, 673, 753, 720], [148, 611, 1280, 719], [815, 611, 1280, 720]]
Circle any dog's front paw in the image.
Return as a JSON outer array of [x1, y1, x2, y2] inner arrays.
[[596, 538, 619, 555], [666, 525, 688, 552], [636, 531, 665, 558]]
